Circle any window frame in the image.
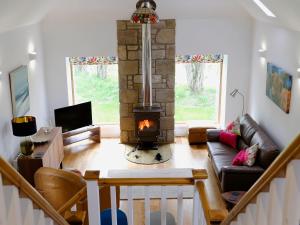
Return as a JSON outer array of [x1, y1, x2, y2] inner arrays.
[[174, 54, 224, 125], [67, 56, 120, 125]]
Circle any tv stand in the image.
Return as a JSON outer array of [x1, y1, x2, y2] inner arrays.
[[62, 125, 101, 146]]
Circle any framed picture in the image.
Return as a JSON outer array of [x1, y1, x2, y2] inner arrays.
[[9, 66, 30, 117], [266, 63, 293, 114]]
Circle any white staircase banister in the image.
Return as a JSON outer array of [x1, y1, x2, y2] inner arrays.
[[0, 157, 68, 225], [85, 170, 101, 225], [221, 134, 300, 225]]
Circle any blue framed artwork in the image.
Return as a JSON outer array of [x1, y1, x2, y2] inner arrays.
[[9, 66, 30, 117], [266, 63, 293, 114]]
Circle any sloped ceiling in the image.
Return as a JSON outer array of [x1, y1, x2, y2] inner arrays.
[[239, 0, 300, 32], [0, 0, 299, 33], [0, 0, 57, 33]]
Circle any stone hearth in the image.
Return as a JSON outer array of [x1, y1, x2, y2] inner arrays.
[[117, 19, 176, 144]]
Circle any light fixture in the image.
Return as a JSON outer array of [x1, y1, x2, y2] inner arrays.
[[252, 0, 276, 17], [258, 48, 267, 58], [230, 89, 245, 115], [28, 51, 37, 61], [297, 68, 300, 78], [131, 0, 159, 24]]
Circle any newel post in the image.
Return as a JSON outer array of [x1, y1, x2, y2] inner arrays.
[[192, 169, 209, 225], [84, 170, 101, 225]]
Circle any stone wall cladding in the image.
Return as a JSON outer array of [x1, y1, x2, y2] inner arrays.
[[117, 19, 175, 144]]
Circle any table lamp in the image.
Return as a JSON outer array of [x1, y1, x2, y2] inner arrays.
[[11, 116, 37, 155]]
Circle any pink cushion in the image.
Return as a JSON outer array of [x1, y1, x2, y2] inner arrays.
[[219, 131, 238, 148], [232, 144, 259, 166], [232, 150, 247, 165]]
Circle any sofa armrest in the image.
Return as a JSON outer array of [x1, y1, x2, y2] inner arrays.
[[220, 166, 265, 192], [207, 129, 222, 142]]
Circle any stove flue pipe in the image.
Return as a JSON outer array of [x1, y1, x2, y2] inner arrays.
[[131, 0, 159, 107], [142, 23, 152, 107]]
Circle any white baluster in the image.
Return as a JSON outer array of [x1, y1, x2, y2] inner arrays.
[[86, 180, 101, 225], [20, 198, 34, 225], [256, 192, 269, 225], [161, 186, 167, 225], [3, 186, 22, 225], [237, 213, 246, 225], [245, 203, 256, 225], [144, 186, 150, 225], [110, 186, 118, 225], [0, 174, 7, 225], [268, 178, 286, 225], [177, 186, 184, 225], [127, 186, 134, 225], [45, 217, 54, 225], [33, 209, 46, 225], [192, 186, 200, 225], [283, 160, 300, 225]]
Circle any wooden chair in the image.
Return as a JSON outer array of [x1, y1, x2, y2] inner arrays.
[[34, 167, 120, 225]]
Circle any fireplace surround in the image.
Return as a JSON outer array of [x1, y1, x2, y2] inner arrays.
[[117, 19, 175, 144]]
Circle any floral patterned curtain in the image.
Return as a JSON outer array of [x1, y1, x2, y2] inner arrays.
[[69, 56, 118, 65], [175, 54, 223, 64]]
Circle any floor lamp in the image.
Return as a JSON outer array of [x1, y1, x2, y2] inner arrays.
[[230, 89, 245, 115]]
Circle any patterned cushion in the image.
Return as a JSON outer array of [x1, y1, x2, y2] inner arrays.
[[226, 119, 241, 136], [244, 144, 259, 166], [232, 144, 259, 167]]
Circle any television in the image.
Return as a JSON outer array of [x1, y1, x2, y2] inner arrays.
[[54, 101, 93, 133]]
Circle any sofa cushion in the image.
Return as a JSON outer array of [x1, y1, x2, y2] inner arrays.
[[207, 129, 222, 142], [226, 119, 241, 136], [220, 131, 238, 148], [207, 142, 238, 178], [211, 154, 237, 178], [207, 142, 239, 157], [250, 130, 280, 169], [232, 144, 259, 166], [237, 138, 249, 150], [240, 114, 260, 145]]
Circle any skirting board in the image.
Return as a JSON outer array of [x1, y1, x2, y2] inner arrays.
[[107, 168, 194, 199]]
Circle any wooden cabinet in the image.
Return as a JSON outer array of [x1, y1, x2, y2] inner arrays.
[[17, 127, 64, 186]]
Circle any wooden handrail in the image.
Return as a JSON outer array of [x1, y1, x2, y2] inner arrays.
[[0, 157, 69, 225], [221, 134, 300, 225], [196, 181, 211, 225], [84, 169, 208, 186], [58, 186, 87, 214], [196, 181, 228, 224]]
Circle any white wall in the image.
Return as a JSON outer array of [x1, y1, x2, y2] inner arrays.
[[42, 13, 254, 127], [176, 18, 253, 125], [0, 23, 49, 161], [248, 20, 300, 148], [42, 13, 117, 119]]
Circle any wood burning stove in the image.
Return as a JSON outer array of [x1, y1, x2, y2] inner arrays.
[[131, 0, 161, 150], [133, 106, 161, 150]]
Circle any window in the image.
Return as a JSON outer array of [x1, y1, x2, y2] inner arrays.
[[68, 56, 119, 124], [175, 54, 223, 123]]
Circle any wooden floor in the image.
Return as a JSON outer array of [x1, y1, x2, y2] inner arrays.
[[63, 137, 227, 224]]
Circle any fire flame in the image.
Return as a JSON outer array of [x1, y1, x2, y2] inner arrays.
[[138, 119, 153, 131]]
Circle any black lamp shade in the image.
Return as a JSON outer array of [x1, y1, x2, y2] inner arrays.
[[11, 116, 37, 137]]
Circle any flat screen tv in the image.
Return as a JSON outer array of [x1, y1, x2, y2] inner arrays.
[[54, 102, 93, 133]]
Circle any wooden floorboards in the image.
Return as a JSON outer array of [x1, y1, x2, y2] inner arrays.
[[63, 137, 227, 224]]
